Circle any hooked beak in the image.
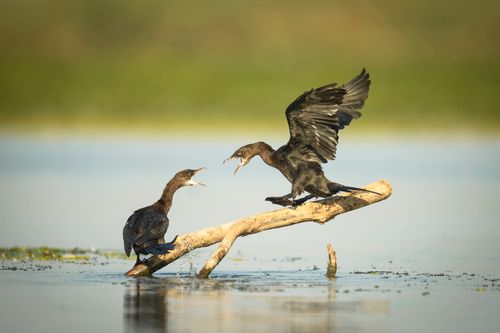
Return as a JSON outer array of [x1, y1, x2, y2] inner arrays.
[[223, 156, 246, 175], [186, 167, 207, 186]]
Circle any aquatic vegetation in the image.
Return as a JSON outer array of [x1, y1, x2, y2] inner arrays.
[[0, 246, 130, 261], [100, 251, 131, 260], [0, 246, 76, 261]]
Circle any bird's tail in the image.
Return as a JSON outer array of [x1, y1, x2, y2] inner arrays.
[[143, 235, 178, 255], [328, 182, 381, 195]]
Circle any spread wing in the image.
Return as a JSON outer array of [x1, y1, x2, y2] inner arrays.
[[284, 69, 370, 163], [123, 205, 169, 256]]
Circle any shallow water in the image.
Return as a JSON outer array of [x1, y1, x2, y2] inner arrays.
[[1, 258, 499, 333], [0, 134, 500, 332]]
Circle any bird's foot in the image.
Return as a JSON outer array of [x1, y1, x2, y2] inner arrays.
[[266, 197, 291, 207], [291, 197, 311, 206], [265, 196, 293, 207]]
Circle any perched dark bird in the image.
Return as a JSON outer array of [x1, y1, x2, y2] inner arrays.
[[123, 168, 205, 265], [224, 69, 378, 207]]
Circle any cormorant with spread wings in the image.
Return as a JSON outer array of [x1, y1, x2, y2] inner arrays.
[[224, 69, 378, 206]]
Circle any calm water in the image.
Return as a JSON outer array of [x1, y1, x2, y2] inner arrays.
[[0, 259, 499, 333], [0, 134, 500, 332]]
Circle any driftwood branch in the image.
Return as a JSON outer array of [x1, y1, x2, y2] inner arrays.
[[126, 179, 392, 278], [326, 243, 337, 278]]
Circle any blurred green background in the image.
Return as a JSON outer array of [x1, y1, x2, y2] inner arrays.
[[0, 0, 498, 135]]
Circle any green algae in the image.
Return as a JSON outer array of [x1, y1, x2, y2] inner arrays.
[[0, 246, 129, 261]]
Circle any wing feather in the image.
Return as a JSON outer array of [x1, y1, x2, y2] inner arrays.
[[284, 69, 370, 163]]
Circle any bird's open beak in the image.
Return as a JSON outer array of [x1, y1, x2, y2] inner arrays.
[[223, 156, 246, 175], [187, 167, 206, 186]]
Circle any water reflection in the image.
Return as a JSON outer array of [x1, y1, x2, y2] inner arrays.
[[123, 274, 389, 333], [124, 278, 168, 332]]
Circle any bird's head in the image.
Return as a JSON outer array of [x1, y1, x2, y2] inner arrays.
[[174, 167, 206, 187], [224, 143, 262, 174]]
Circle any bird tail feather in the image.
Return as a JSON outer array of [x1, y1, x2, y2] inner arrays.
[[143, 236, 178, 255], [328, 182, 381, 195], [143, 243, 175, 255]]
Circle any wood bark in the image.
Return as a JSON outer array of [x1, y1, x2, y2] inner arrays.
[[126, 179, 392, 278]]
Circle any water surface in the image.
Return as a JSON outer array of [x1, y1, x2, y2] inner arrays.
[[0, 134, 499, 332], [1, 258, 499, 333]]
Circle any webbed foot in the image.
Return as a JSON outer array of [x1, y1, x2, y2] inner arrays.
[[265, 196, 293, 207], [291, 195, 316, 206]]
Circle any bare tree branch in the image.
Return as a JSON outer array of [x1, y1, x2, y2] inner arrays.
[[126, 179, 392, 277]]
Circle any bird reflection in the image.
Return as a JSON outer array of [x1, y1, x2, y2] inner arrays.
[[122, 274, 390, 333], [123, 279, 168, 333]]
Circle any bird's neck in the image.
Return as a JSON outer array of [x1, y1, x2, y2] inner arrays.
[[157, 179, 182, 213], [254, 142, 276, 166], [254, 142, 294, 182]]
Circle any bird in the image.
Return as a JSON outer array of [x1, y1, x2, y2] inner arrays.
[[123, 168, 205, 265], [224, 69, 378, 207]]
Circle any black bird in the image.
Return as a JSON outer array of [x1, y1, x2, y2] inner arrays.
[[224, 69, 378, 207], [123, 168, 205, 265]]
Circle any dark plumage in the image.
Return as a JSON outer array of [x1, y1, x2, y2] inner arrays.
[[123, 168, 205, 265], [224, 69, 378, 206]]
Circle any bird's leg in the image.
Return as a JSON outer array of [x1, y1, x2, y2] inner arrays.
[[289, 179, 310, 207], [135, 254, 142, 266]]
